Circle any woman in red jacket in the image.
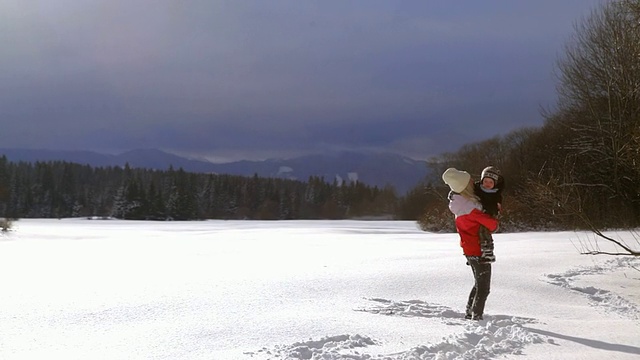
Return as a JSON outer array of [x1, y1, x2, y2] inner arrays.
[[442, 167, 498, 321]]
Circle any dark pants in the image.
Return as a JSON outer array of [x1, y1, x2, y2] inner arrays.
[[465, 257, 492, 318]]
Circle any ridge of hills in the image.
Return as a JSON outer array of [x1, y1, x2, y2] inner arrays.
[[0, 148, 429, 194]]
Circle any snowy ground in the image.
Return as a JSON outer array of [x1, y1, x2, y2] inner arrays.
[[0, 219, 638, 360]]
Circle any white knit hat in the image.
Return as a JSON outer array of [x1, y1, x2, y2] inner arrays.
[[442, 167, 471, 193]]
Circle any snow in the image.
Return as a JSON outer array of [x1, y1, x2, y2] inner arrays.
[[277, 166, 293, 175], [0, 219, 638, 360]]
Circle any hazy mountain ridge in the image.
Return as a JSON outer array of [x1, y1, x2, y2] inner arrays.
[[0, 148, 429, 194]]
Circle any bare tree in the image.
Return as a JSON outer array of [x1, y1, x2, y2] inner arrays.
[[553, 0, 640, 227]]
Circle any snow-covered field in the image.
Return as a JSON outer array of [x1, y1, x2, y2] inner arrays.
[[0, 219, 638, 360]]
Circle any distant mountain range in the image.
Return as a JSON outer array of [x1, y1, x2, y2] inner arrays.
[[0, 148, 429, 194]]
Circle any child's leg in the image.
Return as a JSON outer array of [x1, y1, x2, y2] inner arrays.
[[478, 225, 495, 263]]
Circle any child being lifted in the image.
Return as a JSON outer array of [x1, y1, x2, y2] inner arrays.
[[474, 166, 504, 263]]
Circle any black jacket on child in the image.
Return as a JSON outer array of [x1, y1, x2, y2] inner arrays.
[[473, 177, 504, 218]]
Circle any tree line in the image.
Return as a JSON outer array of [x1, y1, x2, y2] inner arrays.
[[401, 1, 640, 244], [0, 158, 399, 221]]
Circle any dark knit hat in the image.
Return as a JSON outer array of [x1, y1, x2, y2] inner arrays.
[[481, 166, 501, 182]]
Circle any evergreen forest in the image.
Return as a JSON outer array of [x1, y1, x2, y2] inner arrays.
[[0, 156, 398, 221]]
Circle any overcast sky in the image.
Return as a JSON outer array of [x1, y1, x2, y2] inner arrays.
[[0, 0, 603, 162]]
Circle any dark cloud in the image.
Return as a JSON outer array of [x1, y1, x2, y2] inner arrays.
[[0, 0, 602, 161]]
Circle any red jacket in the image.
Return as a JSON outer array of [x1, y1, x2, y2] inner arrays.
[[455, 208, 498, 256], [448, 193, 499, 256]]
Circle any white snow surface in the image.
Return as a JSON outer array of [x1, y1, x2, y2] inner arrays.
[[0, 219, 638, 360], [277, 166, 293, 175]]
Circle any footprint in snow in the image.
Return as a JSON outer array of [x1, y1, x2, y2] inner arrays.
[[247, 299, 548, 360], [355, 298, 463, 323], [545, 257, 640, 320], [245, 334, 378, 360]]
